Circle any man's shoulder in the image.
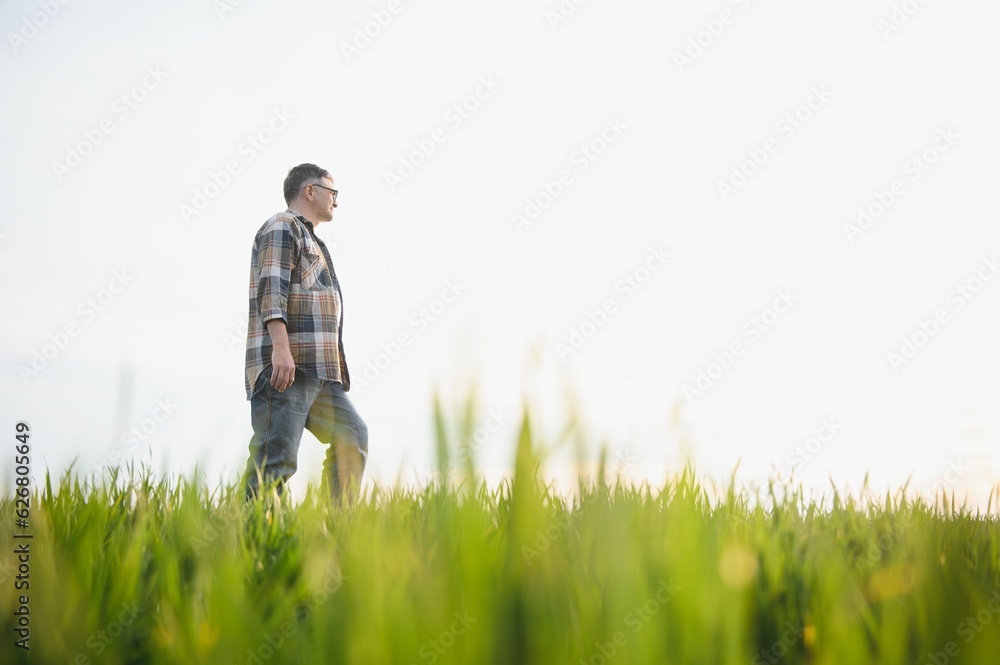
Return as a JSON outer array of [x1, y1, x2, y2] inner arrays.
[[255, 211, 307, 239]]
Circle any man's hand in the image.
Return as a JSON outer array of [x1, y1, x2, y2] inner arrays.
[[266, 319, 296, 392], [271, 347, 295, 392]]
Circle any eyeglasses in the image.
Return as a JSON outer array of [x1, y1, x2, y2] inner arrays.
[[311, 183, 338, 203]]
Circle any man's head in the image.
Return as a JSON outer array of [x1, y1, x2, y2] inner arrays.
[[283, 163, 338, 224]]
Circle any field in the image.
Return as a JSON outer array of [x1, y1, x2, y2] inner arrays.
[[3, 404, 1000, 665]]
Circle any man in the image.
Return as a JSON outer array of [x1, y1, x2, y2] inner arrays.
[[243, 163, 367, 504]]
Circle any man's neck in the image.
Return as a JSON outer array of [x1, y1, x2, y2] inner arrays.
[[288, 207, 321, 229]]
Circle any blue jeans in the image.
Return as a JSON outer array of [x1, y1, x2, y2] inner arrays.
[[244, 365, 368, 502]]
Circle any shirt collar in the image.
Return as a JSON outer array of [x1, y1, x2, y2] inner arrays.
[[286, 208, 315, 231]]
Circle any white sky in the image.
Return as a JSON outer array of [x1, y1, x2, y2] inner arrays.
[[2, 0, 999, 508]]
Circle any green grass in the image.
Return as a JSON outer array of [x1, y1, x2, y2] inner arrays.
[[3, 401, 1000, 665]]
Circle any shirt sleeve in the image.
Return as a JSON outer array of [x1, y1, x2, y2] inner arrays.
[[255, 220, 298, 326]]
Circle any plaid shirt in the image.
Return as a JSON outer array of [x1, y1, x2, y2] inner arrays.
[[244, 209, 350, 399]]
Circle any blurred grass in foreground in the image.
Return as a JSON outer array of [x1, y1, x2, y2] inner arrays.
[[2, 396, 1000, 665]]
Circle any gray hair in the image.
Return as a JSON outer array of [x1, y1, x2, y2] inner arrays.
[[283, 163, 331, 205]]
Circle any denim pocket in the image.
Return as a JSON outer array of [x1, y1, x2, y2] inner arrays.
[[251, 365, 272, 398]]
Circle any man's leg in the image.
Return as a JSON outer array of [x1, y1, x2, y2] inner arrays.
[[304, 381, 368, 505], [244, 367, 323, 501]]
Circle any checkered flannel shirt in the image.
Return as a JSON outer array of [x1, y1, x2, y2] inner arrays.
[[244, 209, 350, 399]]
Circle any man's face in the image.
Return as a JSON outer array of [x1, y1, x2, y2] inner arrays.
[[308, 176, 337, 223]]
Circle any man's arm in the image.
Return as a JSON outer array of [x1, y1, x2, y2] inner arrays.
[[255, 219, 299, 392], [266, 319, 295, 392]]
